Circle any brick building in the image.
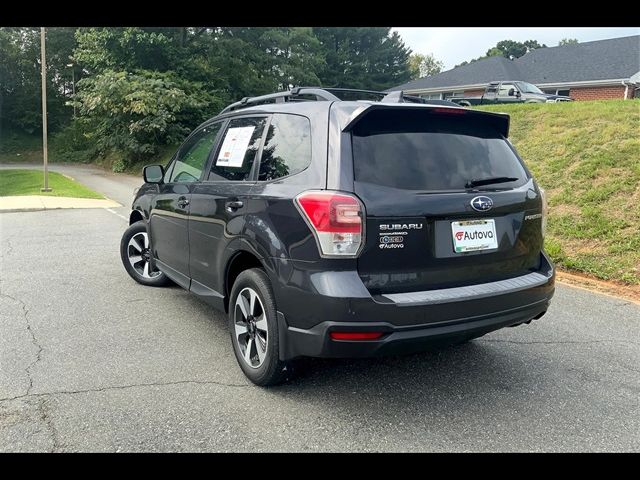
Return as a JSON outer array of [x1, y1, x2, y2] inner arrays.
[[389, 35, 639, 101]]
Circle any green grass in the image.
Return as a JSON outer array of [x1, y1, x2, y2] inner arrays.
[[0, 169, 104, 199], [476, 100, 640, 285]]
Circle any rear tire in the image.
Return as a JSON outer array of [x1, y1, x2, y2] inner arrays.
[[120, 221, 171, 287], [229, 268, 290, 386]]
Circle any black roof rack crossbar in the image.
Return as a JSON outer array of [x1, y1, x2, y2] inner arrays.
[[323, 88, 387, 99]]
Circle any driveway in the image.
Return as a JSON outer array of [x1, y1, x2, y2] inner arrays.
[[0, 164, 638, 452]]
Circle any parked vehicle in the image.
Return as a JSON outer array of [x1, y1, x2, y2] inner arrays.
[[451, 81, 572, 106], [120, 87, 555, 386]]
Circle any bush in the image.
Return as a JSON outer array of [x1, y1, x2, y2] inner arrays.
[[73, 69, 222, 170], [0, 130, 41, 154], [50, 122, 98, 163]]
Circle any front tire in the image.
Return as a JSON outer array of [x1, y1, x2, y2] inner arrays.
[[120, 221, 171, 287], [229, 268, 290, 386]]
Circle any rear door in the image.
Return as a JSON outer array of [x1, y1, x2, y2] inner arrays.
[[348, 107, 544, 294], [188, 115, 268, 299]]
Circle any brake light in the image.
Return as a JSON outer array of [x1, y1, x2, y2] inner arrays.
[[432, 107, 466, 115], [295, 191, 364, 257], [330, 332, 383, 341]]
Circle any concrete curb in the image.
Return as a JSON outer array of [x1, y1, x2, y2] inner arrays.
[[0, 195, 122, 212]]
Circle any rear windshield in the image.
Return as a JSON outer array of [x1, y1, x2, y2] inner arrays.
[[351, 109, 527, 191]]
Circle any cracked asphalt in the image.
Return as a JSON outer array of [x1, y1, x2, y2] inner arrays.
[[0, 164, 639, 452]]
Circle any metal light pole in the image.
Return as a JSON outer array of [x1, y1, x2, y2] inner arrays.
[[40, 27, 51, 192], [66, 62, 76, 118]]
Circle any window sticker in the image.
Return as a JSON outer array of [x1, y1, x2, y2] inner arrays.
[[216, 126, 256, 168]]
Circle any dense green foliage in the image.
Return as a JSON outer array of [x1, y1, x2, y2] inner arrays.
[[476, 101, 640, 285], [1, 27, 412, 170], [558, 38, 579, 46], [0, 27, 77, 134], [0, 169, 104, 198], [313, 28, 411, 89], [408, 53, 444, 79]]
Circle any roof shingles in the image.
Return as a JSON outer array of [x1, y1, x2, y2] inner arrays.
[[389, 35, 640, 91]]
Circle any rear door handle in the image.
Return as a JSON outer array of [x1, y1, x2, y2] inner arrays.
[[225, 200, 244, 212], [177, 196, 190, 209]]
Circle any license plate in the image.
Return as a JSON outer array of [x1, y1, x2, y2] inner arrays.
[[451, 219, 498, 253]]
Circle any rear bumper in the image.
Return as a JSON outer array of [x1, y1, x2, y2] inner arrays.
[[279, 298, 550, 359], [271, 252, 555, 360]]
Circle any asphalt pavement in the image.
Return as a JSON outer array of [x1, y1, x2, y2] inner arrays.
[[0, 164, 638, 452]]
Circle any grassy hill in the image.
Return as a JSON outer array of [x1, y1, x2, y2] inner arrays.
[[477, 100, 640, 285]]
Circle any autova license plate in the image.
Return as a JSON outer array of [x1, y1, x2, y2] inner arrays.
[[451, 219, 498, 253]]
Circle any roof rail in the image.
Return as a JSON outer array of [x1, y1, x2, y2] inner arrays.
[[220, 87, 341, 114], [219, 86, 444, 114]]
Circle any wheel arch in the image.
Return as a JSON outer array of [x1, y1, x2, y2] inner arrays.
[[129, 209, 144, 225], [224, 250, 269, 312]]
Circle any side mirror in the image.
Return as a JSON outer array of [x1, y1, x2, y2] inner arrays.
[[143, 164, 164, 184], [508, 88, 515, 96]]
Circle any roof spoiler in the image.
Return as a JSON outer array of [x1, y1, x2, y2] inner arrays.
[[341, 104, 511, 138]]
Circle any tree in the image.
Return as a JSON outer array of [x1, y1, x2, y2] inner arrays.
[[1, 27, 417, 170], [313, 27, 411, 90], [0, 27, 77, 134], [408, 53, 444, 80], [494, 39, 546, 59], [456, 38, 548, 67], [559, 38, 579, 46], [74, 70, 214, 163], [523, 40, 547, 52]]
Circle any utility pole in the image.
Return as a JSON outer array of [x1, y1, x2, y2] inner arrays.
[[40, 27, 51, 192], [72, 67, 76, 118]]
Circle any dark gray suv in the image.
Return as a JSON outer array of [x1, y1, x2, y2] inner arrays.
[[120, 87, 555, 386]]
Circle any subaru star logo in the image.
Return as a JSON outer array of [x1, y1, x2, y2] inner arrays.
[[470, 196, 493, 212]]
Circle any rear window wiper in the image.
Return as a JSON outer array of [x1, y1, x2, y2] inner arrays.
[[465, 177, 518, 189]]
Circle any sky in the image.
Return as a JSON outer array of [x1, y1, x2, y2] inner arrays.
[[393, 27, 640, 70]]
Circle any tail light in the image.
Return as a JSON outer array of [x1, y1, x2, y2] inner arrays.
[[539, 186, 548, 237], [295, 190, 364, 257]]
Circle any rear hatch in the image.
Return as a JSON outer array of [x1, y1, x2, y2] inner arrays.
[[348, 106, 544, 295]]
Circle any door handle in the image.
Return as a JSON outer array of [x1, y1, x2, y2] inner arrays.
[[177, 196, 190, 209], [225, 200, 244, 212]]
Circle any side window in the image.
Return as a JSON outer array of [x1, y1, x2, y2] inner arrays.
[[209, 117, 267, 181], [170, 123, 222, 183], [498, 83, 516, 96], [258, 114, 312, 181], [486, 85, 498, 94]]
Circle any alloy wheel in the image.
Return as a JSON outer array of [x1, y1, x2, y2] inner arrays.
[[234, 287, 268, 368], [127, 232, 162, 279]]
